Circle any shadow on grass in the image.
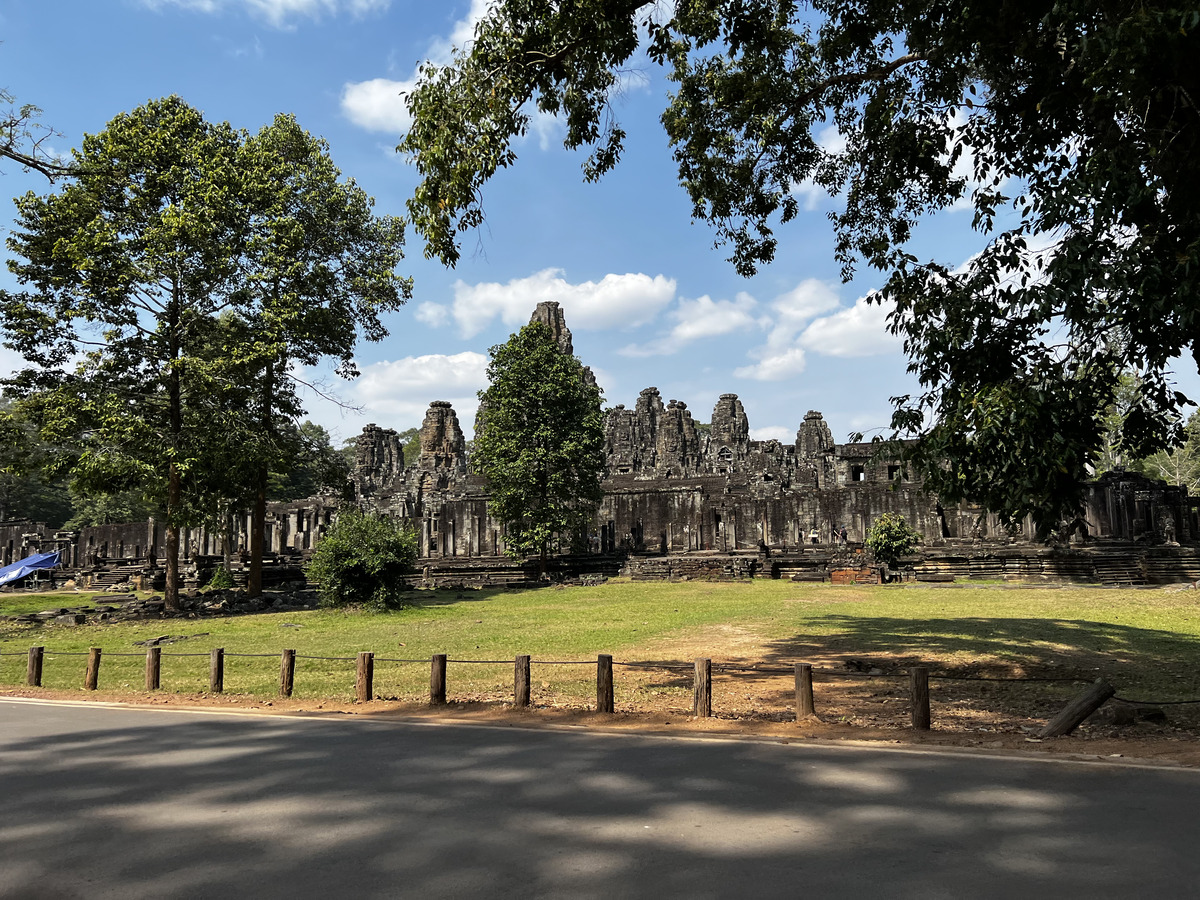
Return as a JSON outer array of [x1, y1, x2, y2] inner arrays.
[[759, 615, 1200, 690], [399, 586, 524, 608]]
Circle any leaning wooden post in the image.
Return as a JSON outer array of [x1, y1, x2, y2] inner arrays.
[[794, 662, 815, 720], [514, 654, 531, 708], [596, 654, 614, 713], [209, 648, 224, 693], [910, 665, 931, 730], [693, 658, 712, 717], [145, 646, 161, 691], [26, 646, 44, 687], [279, 649, 296, 698], [356, 652, 374, 703], [1039, 679, 1116, 738], [84, 647, 102, 691], [430, 653, 447, 705]]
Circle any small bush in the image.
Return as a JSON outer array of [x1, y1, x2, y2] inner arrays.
[[865, 512, 922, 568], [207, 565, 234, 590], [304, 509, 418, 611]]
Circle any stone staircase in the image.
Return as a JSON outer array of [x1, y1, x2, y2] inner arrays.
[[85, 563, 145, 590], [1092, 555, 1144, 586]]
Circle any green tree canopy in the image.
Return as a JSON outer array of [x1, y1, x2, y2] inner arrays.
[[864, 512, 922, 569], [269, 421, 351, 502], [0, 398, 73, 527], [400, 1, 1200, 534], [1, 97, 408, 607], [473, 321, 605, 573]]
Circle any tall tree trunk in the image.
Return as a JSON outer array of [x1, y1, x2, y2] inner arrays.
[[223, 506, 234, 572], [247, 358, 275, 597], [165, 462, 181, 610], [247, 466, 266, 596], [163, 277, 183, 612]]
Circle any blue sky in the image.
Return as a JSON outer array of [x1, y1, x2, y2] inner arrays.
[[4, 0, 1187, 449]]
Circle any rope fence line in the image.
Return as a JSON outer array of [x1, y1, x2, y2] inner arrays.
[[6, 645, 1199, 732], [295, 655, 358, 662], [531, 660, 596, 667], [1113, 695, 1200, 706], [374, 657, 434, 664], [614, 661, 693, 671]]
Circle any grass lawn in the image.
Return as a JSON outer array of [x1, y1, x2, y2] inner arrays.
[[2, 580, 1199, 722]]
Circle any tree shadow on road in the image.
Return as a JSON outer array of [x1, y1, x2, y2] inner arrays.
[[4, 704, 1200, 897]]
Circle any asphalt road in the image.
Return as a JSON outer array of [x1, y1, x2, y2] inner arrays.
[[2, 699, 1198, 899]]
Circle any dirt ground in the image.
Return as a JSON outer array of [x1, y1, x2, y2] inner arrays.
[[6, 634, 1198, 768]]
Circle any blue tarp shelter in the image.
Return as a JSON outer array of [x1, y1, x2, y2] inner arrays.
[[0, 551, 62, 587]]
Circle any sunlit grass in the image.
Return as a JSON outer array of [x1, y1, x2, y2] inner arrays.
[[1, 579, 1198, 704]]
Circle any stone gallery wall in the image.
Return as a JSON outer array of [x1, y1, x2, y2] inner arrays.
[[345, 302, 1199, 560], [5, 303, 1194, 578]]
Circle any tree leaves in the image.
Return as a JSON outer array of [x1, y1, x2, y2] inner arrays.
[[473, 322, 605, 565], [402, 0, 1200, 530]]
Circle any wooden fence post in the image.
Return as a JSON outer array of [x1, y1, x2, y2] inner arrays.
[[430, 653, 447, 705], [795, 662, 815, 720], [356, 652, 374, 703], [514, 654, 531, 708], [911, 665, 931, 730], [84, 647, 101, 691], [596, 654, 614, 713], [145, 646, 161, 691], [1039, 679, 1116, 738], [280, 649, 296, 698], [210, 648, 224, 693], [26, 646, 43, 687], [693, 658, 712, 717]]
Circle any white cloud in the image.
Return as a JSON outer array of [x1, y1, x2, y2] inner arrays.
[[414, 301, 450, 328], [750, 426, 793, 443], [734, 279, 839, 380], [797, 295, 901, 357], [341, 78, 415, 133], [341, 0, 490, 134], [450, 268, 676, 338], [772, 279, 842, 323], [141, 0, 388, 27], [620, 292, 759, 357], [351, 351, 488, 432], [734, 347, 807, 381]]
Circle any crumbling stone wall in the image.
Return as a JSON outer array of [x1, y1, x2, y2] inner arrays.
[[10, 305, 1198, 585], [341, 302, 1200, 560]]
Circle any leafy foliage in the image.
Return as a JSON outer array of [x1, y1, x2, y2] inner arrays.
[[864, 513, 922, 567], [1, 98, 407, 605], [66, 488, 158, 529], [400, 1, 1200, 533], [206, 564, 235, 590], [1, 89, 73, 180], [1133, 411, 1200, 496], [269, 422, 351, 502], [304, 509, 418, 611], [473, 322, 605, 569]]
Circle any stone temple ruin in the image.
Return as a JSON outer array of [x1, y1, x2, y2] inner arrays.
[[339, 302, 1200, 585], [4, 301, 1200, 589]]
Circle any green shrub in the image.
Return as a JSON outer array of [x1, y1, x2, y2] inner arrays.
[[207, 565, 234, 590], [865, 512, 922, 567], [304, 509, 418, 611]]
